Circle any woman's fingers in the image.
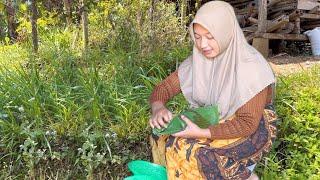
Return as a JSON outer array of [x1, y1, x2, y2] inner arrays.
[[153, 120, 161, 129], [150, 107, 173, 129], [163, 113, 171, 123], [168, 111, 173, 121], [152, 116, 161, 129], [157, 115, 167, 128], [149, 119, 154, 129]]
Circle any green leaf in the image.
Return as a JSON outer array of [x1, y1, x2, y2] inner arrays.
[[152, 105, 219, 135]]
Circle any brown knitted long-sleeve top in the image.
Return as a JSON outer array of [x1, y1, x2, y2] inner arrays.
[[150, 70, 273, 139]]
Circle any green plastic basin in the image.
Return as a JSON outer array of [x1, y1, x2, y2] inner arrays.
[[127, 160, 167, 180]]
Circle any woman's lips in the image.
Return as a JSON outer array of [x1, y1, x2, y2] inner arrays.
[[203, 49, 212, 55]]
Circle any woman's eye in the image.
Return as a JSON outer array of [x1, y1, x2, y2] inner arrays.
[[207, 36, 214, 40], [195, 36, 201, 39]]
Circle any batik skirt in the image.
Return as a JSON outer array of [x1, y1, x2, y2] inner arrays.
[[150, 104, 278, 180]]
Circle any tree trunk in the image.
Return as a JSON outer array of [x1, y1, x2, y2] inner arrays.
[[0, 13, 4, 39], [6, 0, 17, 41], [30, 0, 39, 53], [63, 0, 72, 26], [81, 0, 88, 51], [180, 0, 187, 27]]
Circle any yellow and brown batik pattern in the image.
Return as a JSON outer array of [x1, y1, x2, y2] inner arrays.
[[151, 104, 278, 180]]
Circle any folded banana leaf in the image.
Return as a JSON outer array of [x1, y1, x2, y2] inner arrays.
[[152, 105, 219, 136]]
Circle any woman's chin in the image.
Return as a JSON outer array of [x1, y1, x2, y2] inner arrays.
[[204, 53, 218, 59]]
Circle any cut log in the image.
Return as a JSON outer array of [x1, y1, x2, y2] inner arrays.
[[269, 11, 285, 19], [267, 15, 290, 32], [248, 17, 258, 24], [269, 4, 297, 14], [268, 0, 282, 7], [277, 22, 295, 34], [243, 24, 258, 32], [301, 13, 320, 19], [256, 32, 308, 40]]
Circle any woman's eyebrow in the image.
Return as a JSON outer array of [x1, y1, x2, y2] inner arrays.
[[194, 32, 212, 37]]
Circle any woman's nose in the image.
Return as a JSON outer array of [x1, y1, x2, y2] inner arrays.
[[201, 37, 209, 48]]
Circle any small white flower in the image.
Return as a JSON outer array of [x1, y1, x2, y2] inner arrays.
[[28, 97, 35, 102], [0, 113, 8, 118], [26, 0, 31, 6], [111, 133, 117, 138], [18, 106, 24, 112]]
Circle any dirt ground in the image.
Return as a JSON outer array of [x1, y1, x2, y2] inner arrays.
[[267, 53, 320, 76]]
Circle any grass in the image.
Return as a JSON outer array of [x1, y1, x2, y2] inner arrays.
[[0, 27, 319, 179], [0, 28, 191, 178], [256, 65, 320, 179]]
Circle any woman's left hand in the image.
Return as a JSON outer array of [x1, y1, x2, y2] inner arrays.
[[172, 115, 212, 139]]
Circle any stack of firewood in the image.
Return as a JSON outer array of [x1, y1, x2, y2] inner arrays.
[[223, 0, 320, 42]]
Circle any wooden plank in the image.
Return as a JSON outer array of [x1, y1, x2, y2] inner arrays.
[[253, 38, 269, 57], [301, 13, 320, 19], [246, 33, 256, 42], [268, 0, 282, 7], [309, 5, 320, 13], [277, 22, 295, 34], [243, 25, 258, 32], [256, 33, 309, 40], [302, 23, 320, 29], [254, 0, 269, 58], [248, 17, 258, 24], [267, 15, 289, 32], [298, 0, 320, 10]]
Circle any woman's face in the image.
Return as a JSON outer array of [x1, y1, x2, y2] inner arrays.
[[193, 23, 220, 58]]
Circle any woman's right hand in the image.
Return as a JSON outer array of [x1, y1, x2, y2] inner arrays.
[[149, 101, 173, 129]]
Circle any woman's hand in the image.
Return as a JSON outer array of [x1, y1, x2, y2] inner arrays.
[[149, 101, 173, 129], [172, 115, 212, 139]]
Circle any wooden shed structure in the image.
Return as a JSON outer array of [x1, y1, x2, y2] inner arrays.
[[224, 0, 320, 57]]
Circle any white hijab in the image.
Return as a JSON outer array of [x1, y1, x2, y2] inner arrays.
[[178, 1, 276, 120]]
